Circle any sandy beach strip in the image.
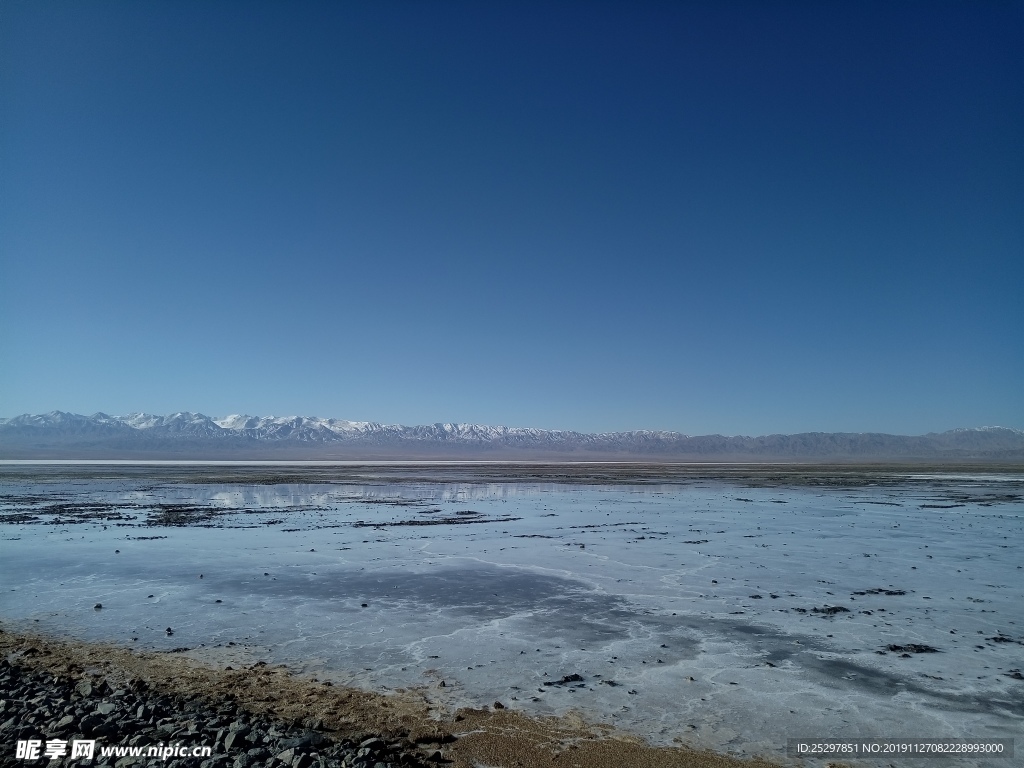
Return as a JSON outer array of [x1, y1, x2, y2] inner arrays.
[[0, 627, 787, 768]]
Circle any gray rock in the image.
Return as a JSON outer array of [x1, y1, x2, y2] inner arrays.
[[279, 731, 325, 749], [0, 654, 429, 768], [224, 730, 247, 751]]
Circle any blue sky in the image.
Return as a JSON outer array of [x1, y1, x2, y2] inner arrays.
[[2, 1, 1021, 435]]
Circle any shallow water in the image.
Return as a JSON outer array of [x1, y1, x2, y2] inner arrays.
[[1, 464, 1022, 766]]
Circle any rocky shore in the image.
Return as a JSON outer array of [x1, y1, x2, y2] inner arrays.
[[0, 629, 781, 768], [0, 650, 430, 768]]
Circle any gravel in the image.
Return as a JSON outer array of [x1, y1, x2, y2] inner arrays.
[[0, 657, 436, 768]]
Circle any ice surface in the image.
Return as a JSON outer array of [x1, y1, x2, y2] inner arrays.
[[0, 465, 1021, 766]]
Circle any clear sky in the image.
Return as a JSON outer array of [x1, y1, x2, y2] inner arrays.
[[2, 1, 1021, 436]]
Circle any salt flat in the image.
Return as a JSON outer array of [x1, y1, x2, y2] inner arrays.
[[0, 464, 1021, 766]]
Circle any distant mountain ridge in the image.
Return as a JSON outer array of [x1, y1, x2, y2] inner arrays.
[[1, 411, 1023, 461]]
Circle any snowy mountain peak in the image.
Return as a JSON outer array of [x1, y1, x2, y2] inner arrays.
[[214, 414, 260, 430], [120, 412, 163, 429]]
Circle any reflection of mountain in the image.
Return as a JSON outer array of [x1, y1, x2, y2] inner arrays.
[[2, 411, 1023, 461]]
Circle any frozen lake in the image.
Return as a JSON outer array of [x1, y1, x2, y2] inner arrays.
[[1, 463, 1022, 766]]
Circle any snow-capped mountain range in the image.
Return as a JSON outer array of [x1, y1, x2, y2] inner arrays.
[[1, 411, 1023, 460], [0, 411, 682, 450]]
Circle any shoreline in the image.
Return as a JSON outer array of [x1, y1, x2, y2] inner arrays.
[[0, 627, 785, 768], [5, 465, 1019, 766]]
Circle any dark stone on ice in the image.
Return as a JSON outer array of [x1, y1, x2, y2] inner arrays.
[[886, 644, 939, 654], [811, 605, 850, 615], [542, 673, 584, 686]]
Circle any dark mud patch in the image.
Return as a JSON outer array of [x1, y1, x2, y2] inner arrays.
[[146, 504, 223, 526], [1, 502, 145, 525], [353, 514, 522, 528]]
